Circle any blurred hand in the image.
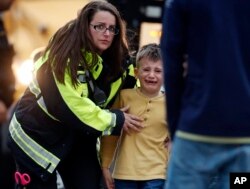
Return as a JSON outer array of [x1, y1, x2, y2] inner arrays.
[[102, 168, 115, 189], [0, 100, 7, 124], [164, 137, 172, 151], [121, 106, 143, 135]]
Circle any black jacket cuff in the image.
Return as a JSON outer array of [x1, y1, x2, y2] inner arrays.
[[110, 109, 124, 136]]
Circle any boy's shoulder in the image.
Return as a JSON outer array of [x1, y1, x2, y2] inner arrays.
[[120, 88, 136, 92], [120, 88, 137, 96]]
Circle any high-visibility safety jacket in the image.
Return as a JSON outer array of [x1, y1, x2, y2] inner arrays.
[[8, 52, 136, 181]]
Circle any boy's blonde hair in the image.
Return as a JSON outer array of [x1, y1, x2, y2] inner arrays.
[[136, 43, 162, 68]]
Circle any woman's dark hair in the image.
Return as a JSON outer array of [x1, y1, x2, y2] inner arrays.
[[43, 0, 129, 86]]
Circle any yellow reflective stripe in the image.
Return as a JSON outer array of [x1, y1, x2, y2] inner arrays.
[[102, 113, 116, 135], [37, 97, 60, 121], [85, 51, 103, 80], [9, 114, 60, 173], [128, 64, 135, 76], [92, 61, 103, 79], [103, 78, 122, 107], [103, 64, 135, 106]]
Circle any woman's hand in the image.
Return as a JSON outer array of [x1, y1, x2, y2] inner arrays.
[[102, 168, 115, 189], [121, 106, 143, 135]]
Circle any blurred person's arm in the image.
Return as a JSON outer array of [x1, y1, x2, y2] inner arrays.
[[161, 0, 187, 140], [0, 0, 14, 11], [0, 100, 7, 123]]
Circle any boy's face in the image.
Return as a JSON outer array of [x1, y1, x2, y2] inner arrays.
[[135, 57, 163, 97]]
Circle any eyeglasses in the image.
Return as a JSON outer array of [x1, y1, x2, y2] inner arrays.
[[90, 24, 119, 35]]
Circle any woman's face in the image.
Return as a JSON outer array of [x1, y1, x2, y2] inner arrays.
[[89, 10, 117, 54]]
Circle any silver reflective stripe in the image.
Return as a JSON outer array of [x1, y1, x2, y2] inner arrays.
[[29, 77, 41, 98], [102, 112, 116, 136], [29, 77, 59, 121], [9, 114, 60, 173], [37, 96, 59, 121]]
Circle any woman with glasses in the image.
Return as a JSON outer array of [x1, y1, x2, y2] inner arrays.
[[7, 1, 143, 189]]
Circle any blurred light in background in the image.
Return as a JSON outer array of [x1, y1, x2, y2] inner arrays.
[[139, 22, 162, 47], [6, 0, 89, 60], [145, 5, 162, 18], [4, 0, 89, 99], [13, 46, 44, 87], [13, 58, 33, 86]]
